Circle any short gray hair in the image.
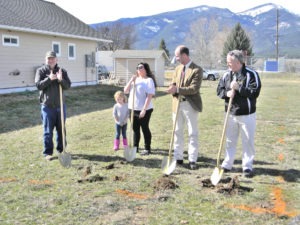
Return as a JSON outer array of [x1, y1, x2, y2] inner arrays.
[[227, 50, 244, 64]]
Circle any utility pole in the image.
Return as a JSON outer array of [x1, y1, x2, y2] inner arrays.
[[276, 7, 279, 62]]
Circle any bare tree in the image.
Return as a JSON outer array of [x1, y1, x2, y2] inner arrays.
[[95, 22, 136, 51], [185, 17, 229, 69]]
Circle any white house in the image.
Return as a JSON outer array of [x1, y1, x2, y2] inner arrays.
[[0, 0, 111, 94]]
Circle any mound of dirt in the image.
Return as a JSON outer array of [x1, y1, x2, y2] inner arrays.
[[103, 163, 114, 170], [200, 176, 253, 195], [153, 176, 178, 191], [113, 175, 125, 181], [77, 165, 92, 178], [78, 174, 104, 183]]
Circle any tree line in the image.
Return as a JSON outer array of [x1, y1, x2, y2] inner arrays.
[[95, 20, 253, 69]]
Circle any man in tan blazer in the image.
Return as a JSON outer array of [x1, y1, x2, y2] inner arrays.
[[167, 45, 203, 170]]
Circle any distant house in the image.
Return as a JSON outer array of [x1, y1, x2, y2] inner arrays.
[[0, 0, 111, 93], [111, 50, 169, 87]]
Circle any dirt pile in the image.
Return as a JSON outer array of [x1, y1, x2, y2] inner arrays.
[[153, 176, 178, 191], [200, 176, 253, 195], [77, 174, 105, 183]]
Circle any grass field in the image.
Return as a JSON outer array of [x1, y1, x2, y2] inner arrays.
[[0, 73, 299, 225]]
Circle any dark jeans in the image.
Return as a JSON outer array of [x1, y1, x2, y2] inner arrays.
[[131, 108, 153, 150], [41, 105, 66, 156], [115, 123, 127, 139]]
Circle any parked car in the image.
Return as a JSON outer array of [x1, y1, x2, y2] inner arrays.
[[97, 65, 110, 80], [203, 69, 220, 81]]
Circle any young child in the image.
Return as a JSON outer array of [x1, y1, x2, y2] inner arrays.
[[112, 91, 129, 150]]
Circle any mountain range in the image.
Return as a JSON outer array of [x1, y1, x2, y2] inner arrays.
[[91, 3, 300, 58]]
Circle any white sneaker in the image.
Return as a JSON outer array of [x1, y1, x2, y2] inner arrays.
[[45, 155, 53, 161]]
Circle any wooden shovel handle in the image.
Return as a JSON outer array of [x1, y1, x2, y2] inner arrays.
[[216, 93, 234, 167], [59, 84, 66, 151]]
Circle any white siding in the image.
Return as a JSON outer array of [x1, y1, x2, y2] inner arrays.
[[0, 29, 98, 89], [114, 57, 165, 87]]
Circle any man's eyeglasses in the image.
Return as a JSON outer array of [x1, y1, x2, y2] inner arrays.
[[136, 65, 144, 70]]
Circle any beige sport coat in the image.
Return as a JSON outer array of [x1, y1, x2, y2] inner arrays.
[[171, 62, 203, 113]]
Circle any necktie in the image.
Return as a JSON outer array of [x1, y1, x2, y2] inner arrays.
[[180, 66, 185, 87]]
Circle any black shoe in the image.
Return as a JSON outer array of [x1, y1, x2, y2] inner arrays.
[[222, 167, 231, 173], [176, 160, 183, 165], [189, 162, 197, 170], [243, 169, 253, 178], [140, 149, 150, 155]]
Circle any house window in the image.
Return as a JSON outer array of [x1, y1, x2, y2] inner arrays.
[[2, 35, 19, 46], [52, 42, 61, 56], [68, 43, 76, 60]]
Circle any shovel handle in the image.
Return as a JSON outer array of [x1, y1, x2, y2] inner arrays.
[[168, 97, 180, 159], [129, 80, 136, 147], [216, 92, 234, 167], [59, 84, 66, 151], [167, 71, 185, 159]]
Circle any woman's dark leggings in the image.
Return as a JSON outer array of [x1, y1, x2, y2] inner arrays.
[[131, 108, 153, 151]]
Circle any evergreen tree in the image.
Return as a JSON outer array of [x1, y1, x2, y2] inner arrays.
[[159, 39, 170, 58], [222, 23, 253, 65]]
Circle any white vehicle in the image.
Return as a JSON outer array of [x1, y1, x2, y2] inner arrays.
[[203, 70, 219, 81]]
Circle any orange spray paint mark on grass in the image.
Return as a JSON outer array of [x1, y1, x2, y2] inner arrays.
[[0, 177, 17, 183], [28, 180, 54, 185], [278, 153, 284, 161], [276, 176, 285, 183], [226, 187, 298, 217], [116, 189, 149, 200], [271, 187, 298, 217], [277, 138, 285, 144]]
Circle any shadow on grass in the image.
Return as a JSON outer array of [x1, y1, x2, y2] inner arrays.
[[233, 159, 276, 166], [72, 153, 124, 162], [254, 167, 300, 183], [0, 85, 169, 134], [72, 153, 163, 169], [70, 152, 300, 182], [71, 150, 225, 171], [208, 159, 299, 183], [228, 159, 299, 182]]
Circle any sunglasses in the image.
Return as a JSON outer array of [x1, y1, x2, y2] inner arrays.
[[136, 65, 144, 70]]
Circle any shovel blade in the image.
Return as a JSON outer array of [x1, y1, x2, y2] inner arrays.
[[161, 156, 176, 175], [58, 151, 72, 168], [124, 146, 137, 162], [210, 167, 224, 186]]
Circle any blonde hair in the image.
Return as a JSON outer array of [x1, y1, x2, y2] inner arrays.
[[114, 91, 127, 103]]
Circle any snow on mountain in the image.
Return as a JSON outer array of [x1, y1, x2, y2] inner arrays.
[[163, 18, 173, 23], [238, 3, 283, 17], [193, 6, 210, 13], [91, 3, 300, 57], [146, 25, 160, 33]]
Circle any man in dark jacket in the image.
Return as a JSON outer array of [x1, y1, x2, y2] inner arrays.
[[35, 51, 71, 160], [217, 50, 261, 178]]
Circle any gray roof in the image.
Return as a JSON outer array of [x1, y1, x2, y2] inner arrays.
[[0, 0, 111, 42], [112, 50, 169, 60]]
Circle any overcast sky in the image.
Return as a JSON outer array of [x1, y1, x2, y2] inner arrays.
[[50, 0, 299, 24]]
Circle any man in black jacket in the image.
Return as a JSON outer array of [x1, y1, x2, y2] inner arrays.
[[217, 50, 261, 178], [35, 51, 71, 160]]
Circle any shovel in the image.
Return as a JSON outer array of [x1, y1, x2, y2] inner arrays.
[[161, 97, 180, 175], [58, 84, 71, 168], [210, 94, 234, 185], [124, 80, 137, 162]]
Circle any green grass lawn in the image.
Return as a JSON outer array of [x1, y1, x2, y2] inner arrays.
[[0, 73, 299, 225]]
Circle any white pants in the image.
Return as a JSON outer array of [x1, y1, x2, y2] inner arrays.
[[173, 101, 199, 162], [221, 113, 256, 171]]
